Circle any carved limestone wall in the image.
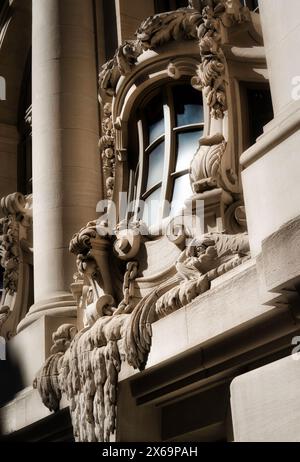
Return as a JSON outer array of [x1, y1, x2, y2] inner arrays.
[[0, 192, 33, 339]]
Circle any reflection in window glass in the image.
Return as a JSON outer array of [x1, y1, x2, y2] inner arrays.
[[173, 85, 203, 127], [176, 131, 202, 172], [143, 187, 162, 227], [147, 142, 165, 190], [170, 175, 191, 215], [145, 92, 165, 145], [149, 119, 165, 145]]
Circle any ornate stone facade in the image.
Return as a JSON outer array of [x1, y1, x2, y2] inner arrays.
[[32, 0, 258, 442], [2, 0, 300, 445]]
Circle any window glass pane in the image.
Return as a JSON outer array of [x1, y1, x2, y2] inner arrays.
[[170, 175, 192, 215], [146, 142, 165, 190], [143, 187, 162, 227], [246, 87, 273, 147], [176, 130, 202, 172], [173, 85, 204, 127], [145, 92, 165, 145]]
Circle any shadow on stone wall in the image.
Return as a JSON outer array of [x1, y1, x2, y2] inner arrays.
[[0, 348, 24, 438]]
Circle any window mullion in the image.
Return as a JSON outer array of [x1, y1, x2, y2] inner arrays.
[[161, 87, 175, 219], [135, 119, 146, 219]]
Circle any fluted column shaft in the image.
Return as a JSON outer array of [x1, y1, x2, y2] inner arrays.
[[21, 0, 101, 328]]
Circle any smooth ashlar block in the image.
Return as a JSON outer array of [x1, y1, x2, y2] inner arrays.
[[231, 355, 300, 442]]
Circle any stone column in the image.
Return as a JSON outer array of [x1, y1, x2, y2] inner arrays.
[[19, 0, 101, 330], [240, 0, 300, 257]]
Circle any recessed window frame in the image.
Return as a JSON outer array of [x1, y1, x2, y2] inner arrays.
[[131, 79, 204, 226]]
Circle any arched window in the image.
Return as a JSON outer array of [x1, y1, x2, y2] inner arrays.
[[128, 81, 204, 227]]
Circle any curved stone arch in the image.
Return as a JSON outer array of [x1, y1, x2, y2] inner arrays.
[[99, 2, 252, 205], [110, 46, 210, 213]]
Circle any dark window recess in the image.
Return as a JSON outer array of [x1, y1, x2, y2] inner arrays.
[[247, 87, 274, 146], [18, 50, 32, 196], [240, 0, 259, 10], [0, 0, 6, 14], [103, 0, 118, 60], [155, 0, 188, 14], [0, 265, 4, 291]]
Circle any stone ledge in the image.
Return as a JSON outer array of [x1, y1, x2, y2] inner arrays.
[[147, 260, 271, 367], [0, 386, 51, 435], [261, 215, 300, 293]]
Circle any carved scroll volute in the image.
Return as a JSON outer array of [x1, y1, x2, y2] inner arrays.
[[190, 133, 226, 193], [70, 222, 116, 328], [0, 192, 33, 339]]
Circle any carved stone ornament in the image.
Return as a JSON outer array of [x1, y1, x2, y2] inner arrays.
[[35, 220, 250, 442], [99, 1, 249, 119], [98, 7, 203, 98], [191, 1, 250, 118], [190, 132, 227, 193], [99, 103, 116, 200], [0, 192, 33, 339], [69, 221, 116, 328], [35, 0, 253, 443]]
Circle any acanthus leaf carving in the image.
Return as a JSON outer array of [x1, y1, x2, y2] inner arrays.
[[191, 1, 249, 119], [99, 104, 116, 200], [0, 192, 33, 339], [99, 7, 203, 98]]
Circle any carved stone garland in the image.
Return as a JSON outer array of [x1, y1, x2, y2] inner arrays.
[[35, 223, 250, 441], [99, 1, 249, 118], [99, 103, 116, 200], [0, 192, 32, 338]]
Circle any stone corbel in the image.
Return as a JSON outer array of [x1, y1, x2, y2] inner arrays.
[[190, 133, 227, 193], [0, 192, 33, 339], [69, 222, 116, 328]]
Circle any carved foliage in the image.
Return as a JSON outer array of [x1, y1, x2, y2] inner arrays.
[[99, 8, 203, 98], [36, 228, 250, 441], [125, 231, 250, 369], [99, 103, 116, 200], [0, 193, 32, 337], [192, 1, 249, 118]]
